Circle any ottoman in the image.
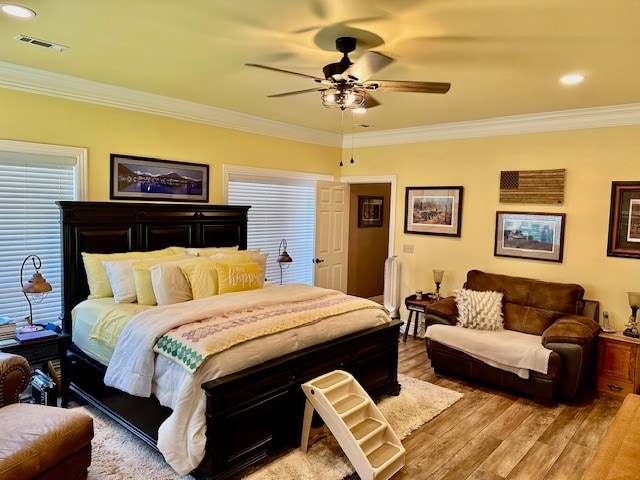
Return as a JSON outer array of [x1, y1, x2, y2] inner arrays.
[[0, 403, 94, 480]]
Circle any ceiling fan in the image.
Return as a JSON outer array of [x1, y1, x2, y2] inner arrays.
[[246, 36, 451, 111]]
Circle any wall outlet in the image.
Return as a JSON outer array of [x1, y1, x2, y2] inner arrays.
[[402, 244, 414, 254]]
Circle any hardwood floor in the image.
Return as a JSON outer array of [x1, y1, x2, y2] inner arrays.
[[350, 335, 621, 480]]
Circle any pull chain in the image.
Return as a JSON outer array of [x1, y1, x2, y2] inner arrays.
[[339, 109, 345, 167]]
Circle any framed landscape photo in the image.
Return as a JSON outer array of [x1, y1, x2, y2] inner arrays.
[[110, 153, 209, 202], [495, 211, 565, 262], [607, 181, 640, 259], [358, 196, 384, 228], [404, 186, 463, 236]]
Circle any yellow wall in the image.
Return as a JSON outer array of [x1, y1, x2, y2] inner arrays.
[[0, 89, 341, 202], [3, 88, 640, 328], [344, 126, 640, 330]]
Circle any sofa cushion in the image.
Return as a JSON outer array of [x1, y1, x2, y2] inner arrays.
[[465, 270, 585, 335], [453, 288, 504, 330]]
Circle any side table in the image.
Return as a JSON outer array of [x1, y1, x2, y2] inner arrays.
[[0, 332, 70, 405], [403, 294, 437, 342], [596, 331, 640, 398]]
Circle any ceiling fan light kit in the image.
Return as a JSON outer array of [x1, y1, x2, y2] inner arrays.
[[246, 36, 451, 112]]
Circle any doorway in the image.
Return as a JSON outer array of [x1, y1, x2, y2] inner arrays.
[[341, 174, 395, 300]]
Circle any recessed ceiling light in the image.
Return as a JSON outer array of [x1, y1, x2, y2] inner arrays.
[[560, 73, 585, 85], [1, 3, 36, 18]]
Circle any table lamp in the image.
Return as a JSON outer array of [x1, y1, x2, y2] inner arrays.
[[20, 254, 52, 333], [433, 269, 444, 300], [624, 291, 640, 338], [277, 239, 293, 284]]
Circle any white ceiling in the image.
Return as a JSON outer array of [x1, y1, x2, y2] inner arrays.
[[1, 0, 640, 136]]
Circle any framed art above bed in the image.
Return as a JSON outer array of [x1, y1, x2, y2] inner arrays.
[[110, 153, 209, 202]]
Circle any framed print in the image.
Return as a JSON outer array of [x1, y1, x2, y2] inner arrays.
[[358, 196, 384, 228], [607, 181, 640, 258], [404, 186, 463, 236], [495, 211, 565, 262], [110, 153, 209, 202]]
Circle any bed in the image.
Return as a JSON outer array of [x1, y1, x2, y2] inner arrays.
[[58, 201, 402, 480]]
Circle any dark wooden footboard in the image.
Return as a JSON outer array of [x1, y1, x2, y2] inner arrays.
[[67, 319, 401, 480]]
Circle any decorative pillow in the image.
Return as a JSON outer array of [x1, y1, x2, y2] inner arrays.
[[102, 258, 140, 303], [179, 259, 220, 299], [454, 288, 504, 330], [81, 246, 185, 299], [215, 261, 261, 295], [150, 257, 209, 306], [131, 254, 194, 306], [251, 252, 269, 287], [185, 246, 239, 256]]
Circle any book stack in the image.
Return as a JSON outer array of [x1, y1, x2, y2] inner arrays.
[[0, 316, 17, 341]]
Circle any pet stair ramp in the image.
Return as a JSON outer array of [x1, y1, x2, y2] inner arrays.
[[301, 370, 405, 480]]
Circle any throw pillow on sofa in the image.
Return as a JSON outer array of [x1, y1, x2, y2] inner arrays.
[[454, 288, 504, 330]]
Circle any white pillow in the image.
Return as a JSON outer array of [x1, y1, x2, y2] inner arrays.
[[251, 252, 269, 287], [150, 257, 207, 306], [454, 288, 504, 330], [102, 258, 139, 303]]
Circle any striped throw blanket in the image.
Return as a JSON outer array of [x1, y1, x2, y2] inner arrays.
[[154, 291, 384, 373]]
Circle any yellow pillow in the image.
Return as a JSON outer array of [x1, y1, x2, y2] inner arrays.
[[82, 246, 185, 299], [132, 254, 194, 305], [179, 259, 220, 299], [215, 261, 261, 295], [178, 253, 254, 299]]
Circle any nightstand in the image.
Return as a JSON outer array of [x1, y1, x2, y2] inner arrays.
[[0, 332, 70, 405], [403, 294, 437, 342], [596, 331, 640, 398]]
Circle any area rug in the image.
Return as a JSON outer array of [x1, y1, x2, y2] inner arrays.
[[85, 375, 463, 480]]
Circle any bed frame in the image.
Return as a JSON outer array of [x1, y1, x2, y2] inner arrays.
[[58, 201, 401, 480]]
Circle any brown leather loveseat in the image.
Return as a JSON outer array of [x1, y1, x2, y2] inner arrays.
[[0, 352, 94, 480], [424, 270, 600, 402]]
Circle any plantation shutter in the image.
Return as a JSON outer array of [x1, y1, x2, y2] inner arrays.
[[228, 174, 315, 285], [0, 153, 76, 328]]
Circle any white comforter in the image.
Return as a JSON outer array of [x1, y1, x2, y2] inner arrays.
[[425, 324, 552, 379], [103, 284, 389, 474]]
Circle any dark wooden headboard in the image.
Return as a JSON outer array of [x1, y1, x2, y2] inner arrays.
[[57, 201, 249, 338]]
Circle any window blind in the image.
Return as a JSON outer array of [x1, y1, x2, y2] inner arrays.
[[228, 176, 315, 285], [0, 157, 76, 328]]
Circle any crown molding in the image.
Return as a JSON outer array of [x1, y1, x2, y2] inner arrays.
[[347, 103, 640, 148], [2, 62, 639, 149], [0, 61, 340, 148]]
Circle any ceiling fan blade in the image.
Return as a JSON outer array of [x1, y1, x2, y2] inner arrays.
[[267, 87, 327, 98], [245, 63, 322, 81], [341, 51, 393, 82], [366, 80, 451, 94]]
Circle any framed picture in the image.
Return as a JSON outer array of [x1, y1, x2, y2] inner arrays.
[[607, 181, 640, 258], [358, 196, 384, 228], [495, 211, 565, 262], [404, 186, 463, 236], [110, 153, 209, 202]]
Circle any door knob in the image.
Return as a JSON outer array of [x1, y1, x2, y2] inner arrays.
[[314, 258, 324, 264]]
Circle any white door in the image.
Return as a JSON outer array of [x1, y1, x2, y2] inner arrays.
[[314, 181, 349, 292]]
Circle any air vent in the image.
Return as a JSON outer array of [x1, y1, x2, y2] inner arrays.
[[14, 35, 68, 52]]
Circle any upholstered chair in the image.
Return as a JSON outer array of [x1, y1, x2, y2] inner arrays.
[[0, 352, 94, 480]]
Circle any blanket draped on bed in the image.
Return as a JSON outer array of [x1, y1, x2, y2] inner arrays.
[[102, 284, 388, 475], [154, 291, 379, 373]]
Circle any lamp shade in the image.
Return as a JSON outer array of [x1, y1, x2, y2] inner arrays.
[[628, 292, 640, 308], [277, 239, 293, 263], [22, 271, 52, 294], [433, 269, 444, 284]]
